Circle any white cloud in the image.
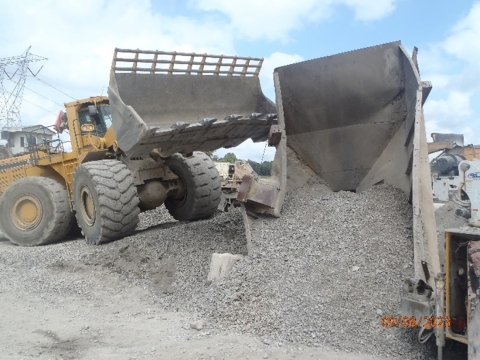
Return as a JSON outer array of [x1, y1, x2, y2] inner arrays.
[[192, 0, 397, 41], [441, 3, 480, 93], [443, 3, 480, 62], [215, 139, 276, 162], [422, 3, 480, 146], [424, 91, 480, 144], [412, 3, 480, 93], [1, 0, 236, 127], [425, 91, 472, 122], [260, 52, 304, 99], [341, 0, 396, 21]]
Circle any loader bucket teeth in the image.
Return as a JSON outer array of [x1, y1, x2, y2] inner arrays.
[[108, 49, 276, 158]]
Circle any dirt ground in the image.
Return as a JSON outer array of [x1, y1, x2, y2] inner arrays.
[[0, 234, 410, 360]]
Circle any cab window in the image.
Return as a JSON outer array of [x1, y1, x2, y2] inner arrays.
[[78, 104, 111, 137]]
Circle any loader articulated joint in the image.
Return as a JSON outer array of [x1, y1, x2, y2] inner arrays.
[[137, 179, 184, 211]]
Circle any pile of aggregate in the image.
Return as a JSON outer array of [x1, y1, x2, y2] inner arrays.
[[197, 181, 424, 357], [80, 181, 466, 359], [137, 207, 178, 231], [0, 183, 467, 359], [81, 205, 248, 295], [0, 236, 113, 304]]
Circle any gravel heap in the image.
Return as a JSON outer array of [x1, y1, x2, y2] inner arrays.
[[198, 181, 422, 357], [0, 181, 467, 359], [78, 180, 465, 359], [137, 207, 178, 231], [0, 238, 103, 300], [82, 207, 247, 296]]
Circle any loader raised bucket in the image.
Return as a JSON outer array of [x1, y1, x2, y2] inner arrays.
[[272, 41, 440, 283], [108, 49, 277, 159]]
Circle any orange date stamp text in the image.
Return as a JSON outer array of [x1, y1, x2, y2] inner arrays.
[[381, 316, 451, 328]]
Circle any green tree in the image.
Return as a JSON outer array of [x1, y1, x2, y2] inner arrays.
[[247, 160, 272, 176], [222, 152, 237, 163], [248, 160, 261, 174], [259, 161, 272, 176]]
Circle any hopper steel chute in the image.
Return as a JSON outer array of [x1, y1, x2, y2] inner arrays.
[[272, 41, 439, 283]]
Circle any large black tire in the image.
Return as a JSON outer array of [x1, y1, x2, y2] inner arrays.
[[165, 151, 221, 221], [0, 177, 73, 246], [73, 160, 140, 245]]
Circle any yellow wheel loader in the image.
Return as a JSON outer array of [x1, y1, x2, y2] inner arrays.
[[0, 50, 278, 246]]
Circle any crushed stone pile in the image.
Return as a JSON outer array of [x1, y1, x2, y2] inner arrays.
[[199, 182, 422, 357], [137, 206, 178, 231], [83, 207, 247, 294], [2, 181, 466, 359], [76, 181, 464, 359]]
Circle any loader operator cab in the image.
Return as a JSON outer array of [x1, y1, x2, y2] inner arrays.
[[78, 103, 112, 138]]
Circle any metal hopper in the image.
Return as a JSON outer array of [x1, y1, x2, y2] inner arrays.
[[269, 40, 440, 283]]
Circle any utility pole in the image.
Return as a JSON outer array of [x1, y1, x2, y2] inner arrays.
[[0, 47, 47, 128]]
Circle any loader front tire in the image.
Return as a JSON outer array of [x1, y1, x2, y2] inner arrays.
[[73, 160, 140, 245], [165, 151, 221, 221], [0, 177, 73, 246]]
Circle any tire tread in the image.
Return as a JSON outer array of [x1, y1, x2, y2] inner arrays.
[[73, 160, 140, 245], [165, 151, 221, 221]]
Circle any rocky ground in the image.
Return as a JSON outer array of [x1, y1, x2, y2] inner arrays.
[[0, 180, 468, 359]]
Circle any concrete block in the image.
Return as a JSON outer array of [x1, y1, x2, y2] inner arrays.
[[207, 253, 244, 281]]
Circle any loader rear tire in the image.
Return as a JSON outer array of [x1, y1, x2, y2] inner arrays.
[[0, 177, 73, 246], [165, 151, 221, 221], [73, 160, 140, 245]]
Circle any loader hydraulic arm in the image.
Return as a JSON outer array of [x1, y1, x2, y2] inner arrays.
[[102, 126, 117, 150]]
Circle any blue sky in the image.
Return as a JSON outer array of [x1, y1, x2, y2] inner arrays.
[[1, 0, 479, 161]]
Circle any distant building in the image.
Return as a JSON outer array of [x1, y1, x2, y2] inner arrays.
[[0, 126, 56, 156]]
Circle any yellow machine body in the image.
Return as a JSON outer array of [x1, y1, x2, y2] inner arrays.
[[0, 96, 112, 206]]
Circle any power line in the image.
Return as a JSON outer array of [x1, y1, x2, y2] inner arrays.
[[20, 96, 57, 116], [33, 76, 75, 100], [0, 46, 48, 127], [2, 88, 56, 116], [24, 85, 64, 107], [5, 75, 65, 107]]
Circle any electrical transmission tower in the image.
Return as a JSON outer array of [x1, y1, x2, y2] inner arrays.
[[0, 47, 47, 128]]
